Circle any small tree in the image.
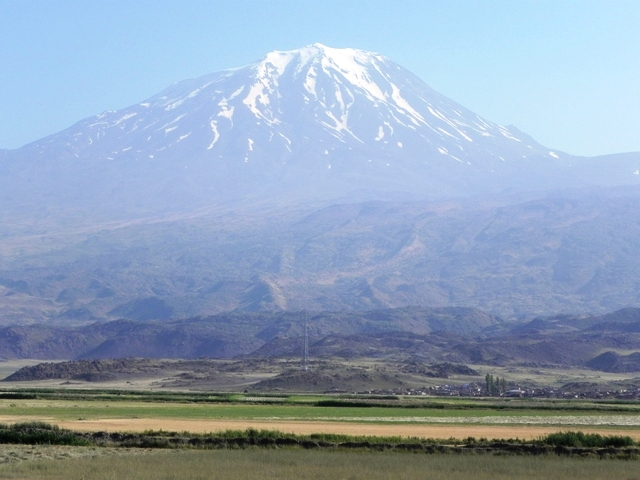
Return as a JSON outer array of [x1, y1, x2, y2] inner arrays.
[[485, 373, 496, 395], [485, 373, 507, 395]]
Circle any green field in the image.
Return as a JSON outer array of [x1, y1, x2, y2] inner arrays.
[[0, 391, 638, 480], [1, 390, 640, 437], [0, 448, 638, 480], [2, 397, 640, 424]]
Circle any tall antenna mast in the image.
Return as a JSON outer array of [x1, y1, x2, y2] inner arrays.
[[303, 310, 309, 371]]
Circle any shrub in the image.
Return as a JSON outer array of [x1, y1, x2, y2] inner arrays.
[[541, 431, 635, 448], [0, 421, 90, 446]]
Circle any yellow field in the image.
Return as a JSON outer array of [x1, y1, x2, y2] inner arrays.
[[1, 415, 640, 441]]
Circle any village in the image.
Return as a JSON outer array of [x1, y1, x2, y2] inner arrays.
[[357, 382, 640, 400]]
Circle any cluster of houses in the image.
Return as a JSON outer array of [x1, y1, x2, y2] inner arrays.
[[356, 383, 640, 399]]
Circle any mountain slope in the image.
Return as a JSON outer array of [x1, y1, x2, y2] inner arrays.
[[2, 45, 640, 323], [0, 307, 500, 359], [2, 186, 640, 322], [5, 43, 622, 217]]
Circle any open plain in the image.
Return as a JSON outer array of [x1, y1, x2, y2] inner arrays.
[[0, 390, 639, 440], [1, 358, 640, 440], [0, 448, 639, 480], [0, 352, 637, 479]]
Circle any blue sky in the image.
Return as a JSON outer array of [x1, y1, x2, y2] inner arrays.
[[1, 0, 638, 156]]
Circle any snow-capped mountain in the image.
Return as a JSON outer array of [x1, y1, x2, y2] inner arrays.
[[4, 44, 639, 213], [3, 44, 640, 323]]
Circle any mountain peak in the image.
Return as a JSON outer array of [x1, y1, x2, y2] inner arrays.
[[258, 43, 381, 64], [6, 44, 585, 211], [251, 44, 386, 89]]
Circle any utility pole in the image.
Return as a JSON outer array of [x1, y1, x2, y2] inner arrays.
[[303, 310, 309, 371]]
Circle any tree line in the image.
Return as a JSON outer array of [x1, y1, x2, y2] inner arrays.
[[485, 373, 507, 395]]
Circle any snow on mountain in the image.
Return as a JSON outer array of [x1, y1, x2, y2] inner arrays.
[[33, 44, 556, 166], [6, 44, 639, 210]]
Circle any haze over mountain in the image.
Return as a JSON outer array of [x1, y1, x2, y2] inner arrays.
[[1, 45, 640, 324]]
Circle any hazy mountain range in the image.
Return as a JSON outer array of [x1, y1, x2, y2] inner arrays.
[[1, 44, 639, 325]]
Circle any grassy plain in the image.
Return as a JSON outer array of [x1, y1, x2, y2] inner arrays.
[[0, 449, 639, 480], [1, 397, 639, 423], [0, 358, 638, 480], [0, 392, 638, 479], [0, 393, 639, 441], [0, 444, 149, 465]]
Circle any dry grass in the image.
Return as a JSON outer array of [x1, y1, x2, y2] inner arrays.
[[2, 416, 640, 441], [0, 449, 639, 480], [0, 444, 150, 466], [28, 417, 640, 441]]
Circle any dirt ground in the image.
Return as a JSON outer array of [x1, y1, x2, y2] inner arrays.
[[2, 416, 640, 440]]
